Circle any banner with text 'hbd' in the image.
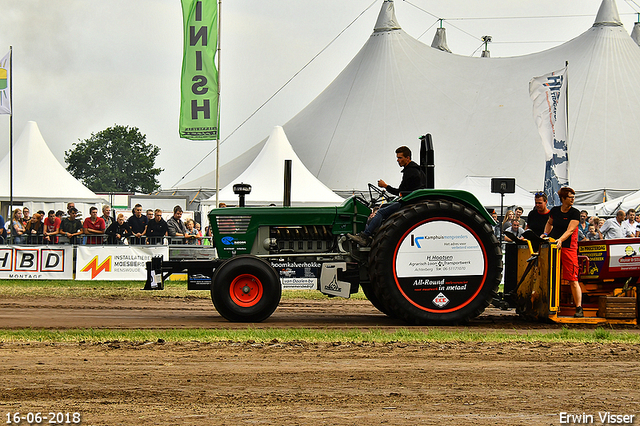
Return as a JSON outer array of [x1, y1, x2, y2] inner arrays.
[[0, 246, 73, 280]]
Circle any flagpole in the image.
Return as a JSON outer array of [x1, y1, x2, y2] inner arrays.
[[9, 46, 13, 231], [565, 60, 569, 186], [215, 0, 221, 207]]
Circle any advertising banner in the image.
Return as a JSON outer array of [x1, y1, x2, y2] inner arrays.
[[0, 50, 10, 114], [578, 244, 606, 279], [269, 260, 321, 290], [608, 243, 640, 273], [0, 246, 73, 280], [179, 0, 219, 140], [76, 246, 168, 281], [529, 67, 568, 207]]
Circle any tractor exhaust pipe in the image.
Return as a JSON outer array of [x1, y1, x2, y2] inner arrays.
[[283, 159, 292, 207], [419, 134, 435, 189]]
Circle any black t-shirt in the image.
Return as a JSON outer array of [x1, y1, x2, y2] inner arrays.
[[127, 214, 148, 234], [548, 206, 580, 248], [147, 218, 168, 238], [527, 209, 550, 236]]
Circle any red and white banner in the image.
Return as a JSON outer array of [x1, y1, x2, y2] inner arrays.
[[608, 243, 640, 273], [76, 246, 168, 280]]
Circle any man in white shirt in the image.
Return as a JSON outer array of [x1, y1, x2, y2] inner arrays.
[[600, 210, 626, 240], [621, 208, 637, 238]]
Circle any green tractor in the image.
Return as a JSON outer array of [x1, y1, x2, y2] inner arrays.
[[147, 139, 502, 325]]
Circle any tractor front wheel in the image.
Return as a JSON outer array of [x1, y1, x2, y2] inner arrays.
[[211, 255, 282, 322]]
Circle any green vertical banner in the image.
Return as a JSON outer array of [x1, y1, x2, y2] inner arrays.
[[179, 0, 219, 140]]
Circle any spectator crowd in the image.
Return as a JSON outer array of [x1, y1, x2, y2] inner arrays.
[[492, 192, 640, 243], [0, 203, 214, 246]]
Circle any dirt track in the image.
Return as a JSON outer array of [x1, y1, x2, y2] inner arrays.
[[1, 296, 640, 425]]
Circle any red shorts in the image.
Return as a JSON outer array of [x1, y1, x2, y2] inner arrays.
[[561, 247, 579, 281]]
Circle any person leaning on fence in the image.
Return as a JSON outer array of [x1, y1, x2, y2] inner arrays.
[[11, 209, 26, 244], [106, 213, 132, 244], [185, 218, 199, 245], [21, 207, 31, 228], [127, 204, 148, 245], [167, 205, 187, 244], [43, 210, 61, 244], [60, 207, 84, 244], [83, 206, 106, 245], [195, 222, 203, 245], [146, 209, 168, 245], [0, 212, 6, 244], [146, 209, 154, 223], [101, 205, 113, 229], [25, 213, 44, 244]]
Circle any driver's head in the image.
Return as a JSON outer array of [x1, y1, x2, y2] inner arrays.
[[395, 146, 411, 167]]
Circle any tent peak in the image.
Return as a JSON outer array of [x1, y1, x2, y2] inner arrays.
[[374, 0, 401, 32], [593, 0, 623, 27]]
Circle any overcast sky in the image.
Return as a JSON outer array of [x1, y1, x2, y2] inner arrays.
[[1, 0, 638, 189]]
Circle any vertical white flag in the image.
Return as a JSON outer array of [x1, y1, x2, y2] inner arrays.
[[0, 50, 10, 114], [529, 68, 568, 208]]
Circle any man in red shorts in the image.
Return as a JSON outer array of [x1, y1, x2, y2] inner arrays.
[[544, 187, 582, 317]]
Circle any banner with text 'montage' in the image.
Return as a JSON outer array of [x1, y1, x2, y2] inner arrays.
[[179, 0, 219, 140], [76, 246, 169, 281], [0, 246, 73, 280]]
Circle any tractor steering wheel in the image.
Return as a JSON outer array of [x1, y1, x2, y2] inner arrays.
[[368, 183, 395, 206]]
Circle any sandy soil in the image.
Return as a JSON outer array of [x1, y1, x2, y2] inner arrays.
[[1, 296, 639, 425]]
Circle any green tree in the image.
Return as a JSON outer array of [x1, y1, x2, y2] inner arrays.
[[65, 125, 163, 193]]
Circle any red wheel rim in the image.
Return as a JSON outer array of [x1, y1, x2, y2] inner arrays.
[[229, 274, 264, 307]]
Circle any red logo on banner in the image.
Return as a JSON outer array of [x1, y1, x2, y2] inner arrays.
[[81, 256, 112, 279]]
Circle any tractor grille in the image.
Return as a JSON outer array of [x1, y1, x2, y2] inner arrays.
[[216, 216, 251, 234]]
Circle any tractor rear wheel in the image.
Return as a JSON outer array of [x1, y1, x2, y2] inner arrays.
[[211, 255, 281, 322], [369, 200, 502, 325], [361, 281, 396, 318]]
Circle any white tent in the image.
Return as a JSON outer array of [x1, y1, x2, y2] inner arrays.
[[0, 121, 103, 203], [449, 176, 534, 213], [204, 126, 344, 207], [592, 190, 640, 216], [181, 0, 640, 195]]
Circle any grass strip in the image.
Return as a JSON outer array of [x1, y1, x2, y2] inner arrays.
[[0, 327, 638, 344], [0, 280, 364, 300]]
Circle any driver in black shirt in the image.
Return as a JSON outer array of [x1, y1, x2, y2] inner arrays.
[[348, 146, 426, 247]]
